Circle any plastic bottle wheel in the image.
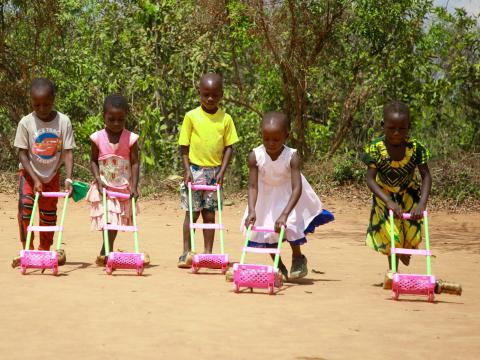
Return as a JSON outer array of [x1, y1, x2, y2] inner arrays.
[[428, 293, 435, 302], [106, 266, 113, 275], [392, 290, 399, 300], [268, 285, 274, 295], [52, 267, 58, 276], [234, 283, 240, 293], [20, 267, 27, 275], [137, 267, 144, 276], [191, 266, 199, 274]]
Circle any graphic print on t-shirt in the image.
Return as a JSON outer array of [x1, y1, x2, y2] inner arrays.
[[31, 128, 62, 163]]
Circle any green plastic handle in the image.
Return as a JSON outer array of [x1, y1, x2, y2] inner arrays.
[[25, 193, 40, 250], [389, 210, 397, 273], [187, 182, 224, 254], [187, 183, 195, 252], [240, 225, 252, 265], [55, 193, 69, 250], [216, 186, 224, 254], [132, 196, 139, 253], [102, 189, 110, 255], [273, 226, 285, 271], [240, 225, 285, 270], [423, 211, 432, 275]]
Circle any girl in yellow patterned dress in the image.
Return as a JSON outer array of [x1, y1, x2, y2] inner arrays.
[[362, 101, 432, 274]]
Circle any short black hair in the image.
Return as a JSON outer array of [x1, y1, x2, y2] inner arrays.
[[199, 73, 223, 90], [30, 78, 55, 96], [103, 93, 128, 113], [383, 100, 410, 120], [261, 111, 290, 133]]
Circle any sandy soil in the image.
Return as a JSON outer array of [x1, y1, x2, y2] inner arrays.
[[0, 193, 479, 360]]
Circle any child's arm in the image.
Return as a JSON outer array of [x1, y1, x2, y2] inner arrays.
[[90, 140, 104, 193], [215, 145, 233, 185], [410, 164, 432, 219], [244, 151, 258, 228], [274, 152, 302, 232], [366, 167, 402, 217], [180, 145, 192, 186], [63, 149, 74, 194], [130, 142, 140, 199], [18, 149, 42, 193]]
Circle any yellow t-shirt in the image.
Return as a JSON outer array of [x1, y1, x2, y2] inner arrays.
[[178, 106, 239, 167]]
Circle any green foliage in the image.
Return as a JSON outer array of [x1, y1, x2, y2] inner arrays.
[[0, 0, 478, 202], [332, 151, 366, 185]]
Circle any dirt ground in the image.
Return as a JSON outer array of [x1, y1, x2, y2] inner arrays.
[[0, 192, 479, 360]]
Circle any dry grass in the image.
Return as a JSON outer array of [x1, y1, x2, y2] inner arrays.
[[1, 153, 478, 213]]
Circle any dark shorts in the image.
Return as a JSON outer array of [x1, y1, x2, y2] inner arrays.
[[180, 165, 220, 212]]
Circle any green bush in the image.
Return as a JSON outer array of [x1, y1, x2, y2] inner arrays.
[[332, 152, 366, 185]]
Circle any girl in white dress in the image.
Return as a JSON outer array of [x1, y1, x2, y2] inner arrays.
[[242, 112, 334, 280]]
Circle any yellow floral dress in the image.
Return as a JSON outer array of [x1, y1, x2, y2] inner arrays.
[[362, 136, 431, 254]]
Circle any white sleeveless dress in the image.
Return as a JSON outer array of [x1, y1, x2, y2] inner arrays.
[[240, 145, 332, 246]]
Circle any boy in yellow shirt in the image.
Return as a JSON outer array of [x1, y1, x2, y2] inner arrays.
[[177, 73, 239, 268]]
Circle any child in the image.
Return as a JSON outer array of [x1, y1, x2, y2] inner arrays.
[[177, 73, 239, 268], [362, 100, 432, 283], [241, 112, 334, 280], [12, 78, 75, 267], [86, 94, 143, 266]]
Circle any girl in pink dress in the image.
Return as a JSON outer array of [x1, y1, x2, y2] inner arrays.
[[86, 94, 141, 265]]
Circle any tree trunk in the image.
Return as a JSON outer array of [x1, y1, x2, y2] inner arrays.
[[328, 84, 371, 157]]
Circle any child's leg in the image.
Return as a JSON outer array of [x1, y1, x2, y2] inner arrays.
[[383, 255, 400, 289], [38, 173, 60, 251], [289, 242, 308, 279], [269, 253, 288, 280], [201, 209, 215, 253], [290, 243, 302, 257], [183, 211, 200, 253], [17, 171, 35, 250], [100, 230, 118, 256], [387, 254, 399, 271]]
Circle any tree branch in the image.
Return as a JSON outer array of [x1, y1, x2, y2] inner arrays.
[[223, 97, 263, 117], [287, 0, 297, 60]]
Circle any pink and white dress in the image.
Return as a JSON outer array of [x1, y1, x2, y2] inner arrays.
[[86, 129, 139, 230]]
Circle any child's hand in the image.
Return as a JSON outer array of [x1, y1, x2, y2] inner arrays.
[[183, 171, 193, 186], [96, 177, 104, 194], [386, 200, 403, 218], [245, 211, 256, 228], [64, 179, 73, 195], [410, 203, 426, 220], [33, 179, 42, 194], [274, 214, 288, 233], [131, 187, 140, 200], [215, 172, 224, 186]]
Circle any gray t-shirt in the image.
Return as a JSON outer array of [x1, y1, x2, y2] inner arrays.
[[14, 111, 76, 183]]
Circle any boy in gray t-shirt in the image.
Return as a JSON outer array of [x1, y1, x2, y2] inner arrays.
[[12, 78, 75, 267]]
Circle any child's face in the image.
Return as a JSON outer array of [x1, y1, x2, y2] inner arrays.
[[262, 123, 288, 155], [383, 112, 409, 145], [198, 81, 223, 113], [104, 106, 127, 134], [31, 90, 55, 121]]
